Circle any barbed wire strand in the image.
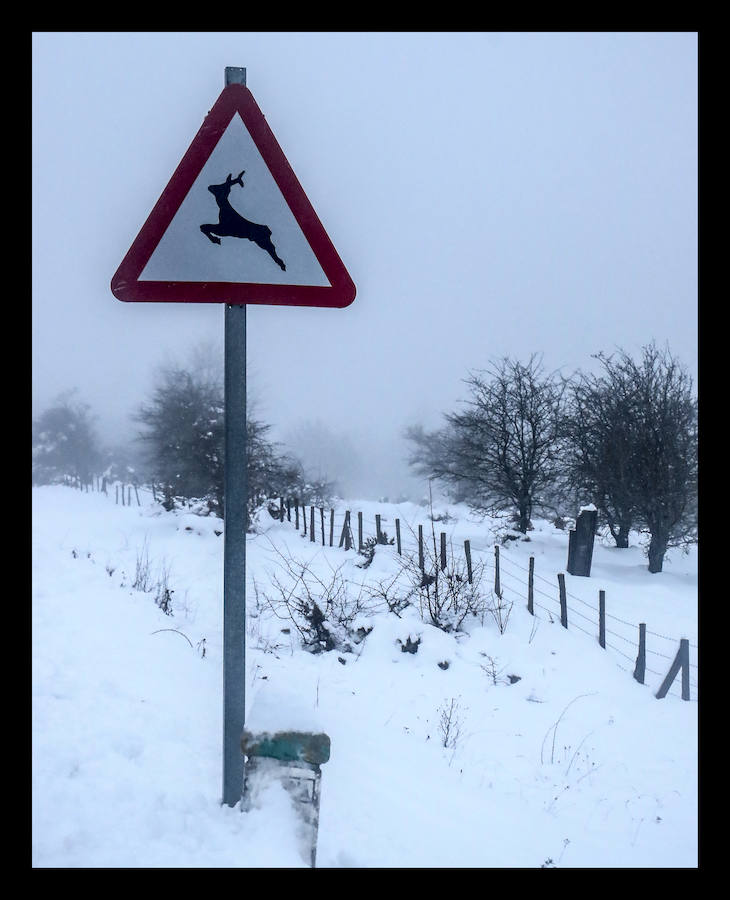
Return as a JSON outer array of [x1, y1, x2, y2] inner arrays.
[[495, 546, 697, 645], [521, 597, 698, 700]]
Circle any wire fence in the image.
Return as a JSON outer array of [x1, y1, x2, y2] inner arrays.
[[56, 481, 698, 704], [60, 473, 149, 507], [274, 496, 698, 704], [494, 548, 697, 702]]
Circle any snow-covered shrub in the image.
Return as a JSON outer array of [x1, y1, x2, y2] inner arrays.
[[400, 540, 489, 633], [480, 654, 509, 685], [132, 538, 153, 593], [154, 560, 174, 616], [356, 536, 378, 569], [258, 544, 372, 654], [356, 530, 394, 569], [486, 587, 513, 635], [131, 537, 174, 615], [363, 568, 411, 617], [437, 697, 467, 761]]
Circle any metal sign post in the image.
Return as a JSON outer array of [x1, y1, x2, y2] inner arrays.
[[111, 65, 355, 812], [222, 297, 247, 806], [222, 65, 248, 808]]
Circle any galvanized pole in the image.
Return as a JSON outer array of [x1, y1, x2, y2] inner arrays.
[[222, 65, 248, 808]]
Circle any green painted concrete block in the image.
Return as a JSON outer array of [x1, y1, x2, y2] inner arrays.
[[241, 730, 331, 765]]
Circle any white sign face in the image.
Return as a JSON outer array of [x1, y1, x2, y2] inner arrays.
[[139, 113, 330, 287], [112, 83, 355, 307]]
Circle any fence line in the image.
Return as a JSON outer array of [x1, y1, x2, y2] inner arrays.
[[496, 549, 696, 657], [498, 564, 695, 695], [274, 496, 697, 703], [55, 481, 698, 702], [499, 547, 698, 651]]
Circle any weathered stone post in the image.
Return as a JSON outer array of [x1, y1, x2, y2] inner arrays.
[[567, 506, 598, 577]]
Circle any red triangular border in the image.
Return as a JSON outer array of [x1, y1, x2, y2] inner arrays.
[[111, 84, 356, 308]]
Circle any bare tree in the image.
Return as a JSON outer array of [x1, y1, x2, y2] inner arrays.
[[612, 344, 696, 573], [563, 344, 697, 571], [407, 356, 566, 533], [562, 366, 641, 548], [404, 424, 472, 504]]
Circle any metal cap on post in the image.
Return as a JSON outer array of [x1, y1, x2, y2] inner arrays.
[[222, 64, 248, 808], [225, 66, 247, 86]]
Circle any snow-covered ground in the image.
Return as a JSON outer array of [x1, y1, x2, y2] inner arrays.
[[32, 484, 698, 867]]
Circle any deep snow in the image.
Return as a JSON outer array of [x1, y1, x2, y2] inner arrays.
[[32, 485, 698, 867]]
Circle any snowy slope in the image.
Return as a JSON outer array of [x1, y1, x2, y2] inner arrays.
[[32, 485, 698, 867]]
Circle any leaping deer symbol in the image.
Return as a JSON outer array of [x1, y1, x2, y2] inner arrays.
[[200, 171, 286, 271]]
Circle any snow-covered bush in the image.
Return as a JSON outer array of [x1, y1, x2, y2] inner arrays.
[[400, 541, 489, 633], [356, 530, 394, 569], [257, 545, 373, 654]]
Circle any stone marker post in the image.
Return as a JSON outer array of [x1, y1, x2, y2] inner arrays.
[[567, 507, 598, 577]]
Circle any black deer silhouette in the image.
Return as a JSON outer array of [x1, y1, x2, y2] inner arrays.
[[200, 171, 286, 271]]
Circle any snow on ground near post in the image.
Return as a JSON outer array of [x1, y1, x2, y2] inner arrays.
[[32, 486, 698, 867]]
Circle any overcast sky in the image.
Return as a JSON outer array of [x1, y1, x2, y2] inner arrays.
[[32, 31, 698, 499]]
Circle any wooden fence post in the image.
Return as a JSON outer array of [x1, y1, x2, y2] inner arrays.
[[134, 484, 140, 506], [655, 638, 691, 700], [280, 497, 284, 521], [320, 508, 325, 546], [598, 590, 606, 648], [557, 573, 568, 628], [329, 509, 334, 547], [345, 511, 352, 550], [358, 511, 363, 551], [287, 498, 291, 522], [310, 506, 315, 542], [376, 514, 382, 543], [127, 486, 131, 506], [303, 503, 307, 536], [440, 532, 447, 571], [150, 482, 155, 502], [494, 546, 501, 597], [418, 525, 424, 573], [633, 623, 646, 684], [115, 484, 119, 505], [464, 540, 473, 584], [680, 639, 691, 701], [339, 511, 353, 550], [295, 500, 299, 530], [395, 518, 401, 555], [528, 556, 534, 614]]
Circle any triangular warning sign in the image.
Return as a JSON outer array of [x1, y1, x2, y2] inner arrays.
[[111, 83, 355, 308]]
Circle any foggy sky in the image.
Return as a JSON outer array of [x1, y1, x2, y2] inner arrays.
[[32, 31, 698, 500]]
